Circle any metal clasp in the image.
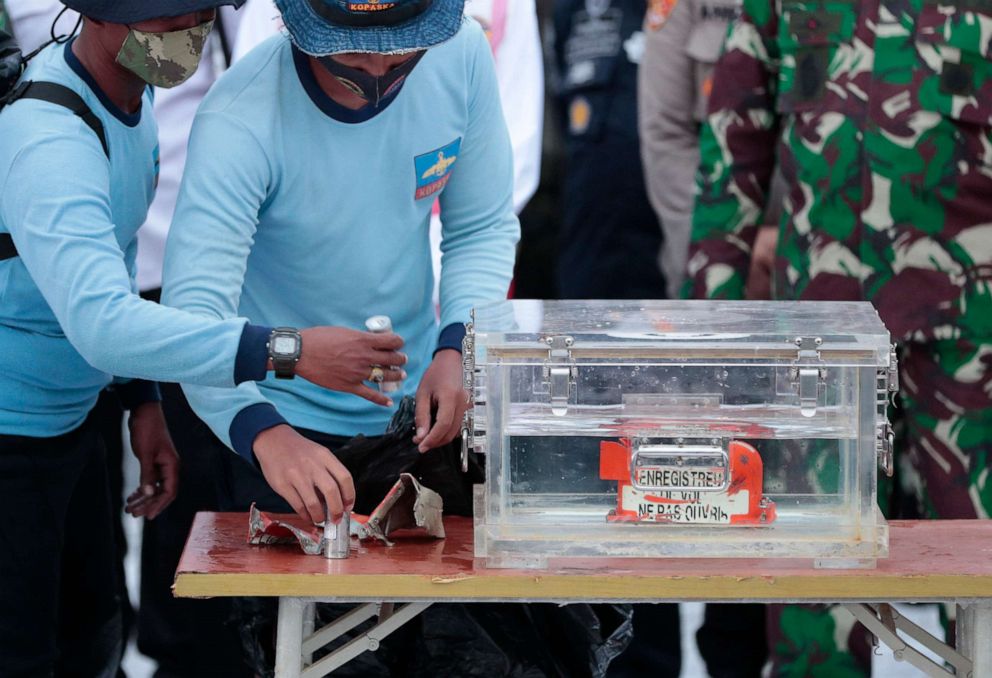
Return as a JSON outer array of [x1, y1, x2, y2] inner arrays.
[[876, 422, 894, 478], [887, 344, 899, 395], [875, 344, 899, 477], [460, 319, 476, 473], [791, 336, 825, 417], [542, 335, 576, 416]]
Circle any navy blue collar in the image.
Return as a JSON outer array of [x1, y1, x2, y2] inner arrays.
[[292, 46, 403, 124], [63, 37, 142, 128]]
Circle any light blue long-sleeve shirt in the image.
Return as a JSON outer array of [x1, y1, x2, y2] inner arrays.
[[163, 19, 519, 459], [0, 41, 271, 437]]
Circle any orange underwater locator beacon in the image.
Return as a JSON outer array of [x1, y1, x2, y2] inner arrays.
[[600, 438, 777, 525]]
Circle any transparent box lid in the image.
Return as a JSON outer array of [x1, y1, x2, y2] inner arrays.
[[472, 300, 890, 360]]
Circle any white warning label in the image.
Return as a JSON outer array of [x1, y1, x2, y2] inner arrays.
[[620, 485, 749, 524]]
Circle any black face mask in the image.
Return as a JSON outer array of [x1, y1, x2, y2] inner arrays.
[[317, 51, 425, 108]]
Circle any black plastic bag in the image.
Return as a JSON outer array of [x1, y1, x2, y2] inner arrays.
[[236, 599, 633, 678], [332, 396, 482, 518]]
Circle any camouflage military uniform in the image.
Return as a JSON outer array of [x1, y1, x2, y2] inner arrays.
[[686, 0, 992, 673], [639, 0, 788, 300]]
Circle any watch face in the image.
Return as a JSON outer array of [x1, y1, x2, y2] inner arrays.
[[273, 336, 298, 355]]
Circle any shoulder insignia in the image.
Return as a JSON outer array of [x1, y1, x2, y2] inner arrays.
[[646, 0, 678, 31]]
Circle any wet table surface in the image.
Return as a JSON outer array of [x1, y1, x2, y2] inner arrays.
[[175, 513, 992, 603]]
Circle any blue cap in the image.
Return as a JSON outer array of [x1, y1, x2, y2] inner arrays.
[[62, 0, 246, 23], [275, 0, 465, 55]]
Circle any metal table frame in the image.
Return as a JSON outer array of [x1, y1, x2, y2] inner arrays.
[[270, 598, 991, 678], [174, 514, 992, 678]]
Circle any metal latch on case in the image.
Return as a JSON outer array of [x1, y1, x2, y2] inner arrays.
[[874, 344, 898, 477], [791, 336, 826, 417], [542, 335, 576, 416]]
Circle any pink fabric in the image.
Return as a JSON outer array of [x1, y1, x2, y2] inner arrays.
[[488, 0, 508, 54]]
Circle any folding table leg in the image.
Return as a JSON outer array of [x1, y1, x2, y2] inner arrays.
[[275, 597, 306, 678], [958, 602, 992, 678], [302, 602, 316, 665], [300, 602, 432, 678], [843, 603, 969, 677]]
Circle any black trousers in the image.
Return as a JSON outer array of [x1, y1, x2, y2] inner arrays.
[[90, 389, 131, 678], [697, 604, 767, 677], [137, 383, 253, 678], [0, 413, 123, 678]]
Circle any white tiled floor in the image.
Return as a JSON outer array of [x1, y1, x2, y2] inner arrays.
[[119, 452, 934, 677]]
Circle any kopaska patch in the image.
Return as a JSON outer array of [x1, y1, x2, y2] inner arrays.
[[414, 137, 462, 200]]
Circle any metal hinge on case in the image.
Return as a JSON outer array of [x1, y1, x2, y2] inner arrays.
[[542, 335, 576, 416], [791, 336, 826, 417], [459, 319, 476, 473], [887, 344, 899, 396], [460, 411, 474, 473], [875, 344, 899, 477], [876, 422, 894, 478]]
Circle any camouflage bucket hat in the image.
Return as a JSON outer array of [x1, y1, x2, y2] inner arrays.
[[60, 0, 246, 24], [275, 0, 466, 56]]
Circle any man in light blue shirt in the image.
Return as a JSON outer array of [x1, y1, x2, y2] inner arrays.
[[163, 0, 519, 526], [0, 1, 407, 674]]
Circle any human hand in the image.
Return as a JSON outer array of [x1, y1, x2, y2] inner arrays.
[[746, 225, 778, 300], [253, 424, 355, 525], [413, 349, 469, 453], [125, 402, 180, 520], [295, 327, 407, 407]]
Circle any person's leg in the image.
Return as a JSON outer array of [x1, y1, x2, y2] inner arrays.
[[764, 605, 870, 677], [139, 383, 254, 678], [696, 604, 767, 677], [0, 423, 97, 677], [606, 604, 681, 677], [90, 387, 131, 676], [56, 424, 124, 678], [763, 439, 873, 676], [899, 339, 992, 639], [763, 339, 992, 676]]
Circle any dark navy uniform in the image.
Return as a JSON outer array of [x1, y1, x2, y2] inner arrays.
[[552, 0, 666, 300]]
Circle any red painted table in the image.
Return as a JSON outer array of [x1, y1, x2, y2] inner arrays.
[[176, 513, 992, 677]]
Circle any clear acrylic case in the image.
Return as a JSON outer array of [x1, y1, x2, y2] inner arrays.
[[463, 300, 897, 569]]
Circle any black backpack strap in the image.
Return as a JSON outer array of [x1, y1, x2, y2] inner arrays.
[[0, 80, 108, 262], [14, 81, 109, 156]]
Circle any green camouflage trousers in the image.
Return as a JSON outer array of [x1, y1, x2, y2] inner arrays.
[[767, 338, 992, 677]]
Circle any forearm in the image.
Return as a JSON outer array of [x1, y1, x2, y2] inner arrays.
[[2, 138, 271, 387], [182, 381, 284, 459]]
